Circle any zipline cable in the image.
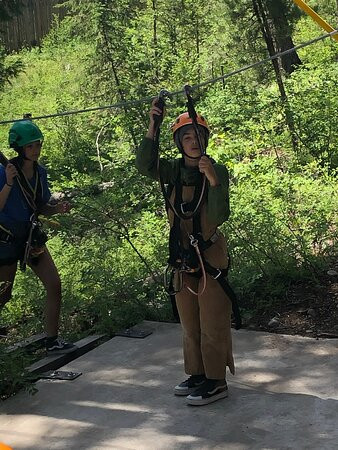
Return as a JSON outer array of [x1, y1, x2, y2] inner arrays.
[[190, 29, 338, 90], [0, 29, 337, 126]]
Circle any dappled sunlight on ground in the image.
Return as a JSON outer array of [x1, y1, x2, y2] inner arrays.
[[0, 323, 337, 449]]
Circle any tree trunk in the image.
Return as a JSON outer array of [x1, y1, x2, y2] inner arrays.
[[195, 15, 201, 84], [277, 35, 302, 75], [265, 0, 302, 75], [152, 0, 159, 81], [252, 0, 298, 152]]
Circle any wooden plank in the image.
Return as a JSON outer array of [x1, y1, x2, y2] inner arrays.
[[1, 0, 67, 52], [27, 334, 107, 375], [6, 333, 47, 353]]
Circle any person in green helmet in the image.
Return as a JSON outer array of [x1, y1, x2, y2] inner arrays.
[[0, 120, 76, 355], [136, 99, 240, 406]]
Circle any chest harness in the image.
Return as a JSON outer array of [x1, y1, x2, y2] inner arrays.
[[0, 152, 47, 271], [153, 89, 242, 329]]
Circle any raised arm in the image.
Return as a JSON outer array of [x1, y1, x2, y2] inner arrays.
[[135, 99, 177, 184]]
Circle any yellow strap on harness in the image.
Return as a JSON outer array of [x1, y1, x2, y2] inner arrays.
[[293, 0, 338, 42]]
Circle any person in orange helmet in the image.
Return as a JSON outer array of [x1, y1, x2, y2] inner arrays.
[[136, 98, 239, 406]]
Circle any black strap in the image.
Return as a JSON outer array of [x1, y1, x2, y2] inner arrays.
[[184, 85, 206, 157], [168, 179, 184, 265], [182, 258, 242, 330], [217, 276, 242, 330], [168, 173, 205, 268], [169, 291, 180, 323], [202, 261, 242, 330]]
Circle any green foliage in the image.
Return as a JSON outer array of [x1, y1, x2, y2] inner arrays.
[[0, 45, 23, 90], [225, 158, 336, 304], [0, 345, 37, 401], [287, 61, 338, 168], [0, 0, 337, 399]]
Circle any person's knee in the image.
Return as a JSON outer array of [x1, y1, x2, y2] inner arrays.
[[46, 276, 62, 298]]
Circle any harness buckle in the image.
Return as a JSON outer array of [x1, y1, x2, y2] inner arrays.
[[212, 269, 222, 280]]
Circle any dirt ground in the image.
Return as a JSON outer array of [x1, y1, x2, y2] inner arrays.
[[246, 268, 338, 339], [1, 265, 337, 343]]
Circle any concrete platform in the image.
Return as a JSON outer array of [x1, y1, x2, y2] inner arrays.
[[0, 321, 337, 450]]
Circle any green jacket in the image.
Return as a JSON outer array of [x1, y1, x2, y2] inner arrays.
[[135, 137, 230, 226]]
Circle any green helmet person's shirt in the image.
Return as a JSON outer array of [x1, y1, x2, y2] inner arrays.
[[0, 164, 51, 229]]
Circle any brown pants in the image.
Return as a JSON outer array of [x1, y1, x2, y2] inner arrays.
[[175, 272, 235, 379]]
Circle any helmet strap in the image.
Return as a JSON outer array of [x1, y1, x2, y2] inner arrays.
[[181, 149, 201, 160]]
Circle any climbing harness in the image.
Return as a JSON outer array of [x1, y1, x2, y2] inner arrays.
[[153, 90, 242, 328], [0, 151, 47, 271], [154, 87, 208, 290]]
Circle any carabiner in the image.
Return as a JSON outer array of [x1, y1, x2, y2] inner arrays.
[[189, 234, 199, 248]]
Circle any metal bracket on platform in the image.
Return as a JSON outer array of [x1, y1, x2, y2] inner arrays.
[[40, 370, 82, 381], [115, 328, 152, 339]]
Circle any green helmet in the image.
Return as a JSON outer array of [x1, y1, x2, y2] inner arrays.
[[8, 120, 44, 150]]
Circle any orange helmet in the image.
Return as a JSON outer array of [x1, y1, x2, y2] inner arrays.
[[171, 112, 210, 137]]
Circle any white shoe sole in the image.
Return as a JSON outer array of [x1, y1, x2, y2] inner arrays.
[[186, 389, 228, 406], [174, 380, 206, 396], [174, 387, 197, 396]]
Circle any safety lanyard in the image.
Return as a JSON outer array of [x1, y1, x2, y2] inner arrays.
[[11, 162, 39, 214], [154, 88, 207, 221]]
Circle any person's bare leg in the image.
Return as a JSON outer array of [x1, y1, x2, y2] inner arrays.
[[29, 248, 61, 337], [0, 263, 17, 311]]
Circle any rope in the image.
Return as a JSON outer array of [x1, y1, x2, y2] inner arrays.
[[0, 29, 336, 126]]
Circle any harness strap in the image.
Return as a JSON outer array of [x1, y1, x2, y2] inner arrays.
[[215, 274, 242, 330], [10, 159, 45, 271], [190, 261, 242, 330], [10, 158, 43, 214], [168, 173, 205, 268], [195, 229, 221, 252]]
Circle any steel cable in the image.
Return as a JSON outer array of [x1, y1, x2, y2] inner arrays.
[[0, 29, 336, 126]]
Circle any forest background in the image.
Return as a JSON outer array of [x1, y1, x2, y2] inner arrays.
[[0, 0, 337, 396]]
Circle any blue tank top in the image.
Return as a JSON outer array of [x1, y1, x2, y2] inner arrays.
[[0, 163, 51, 229]]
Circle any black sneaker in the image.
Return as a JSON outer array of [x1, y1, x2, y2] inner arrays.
[[174, 374, 206, 396], [186, 379, 228, 405], [46, 337, 77, 355]]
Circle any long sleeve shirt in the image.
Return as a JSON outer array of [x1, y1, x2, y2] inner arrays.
[[136, 137, 230, 226]]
